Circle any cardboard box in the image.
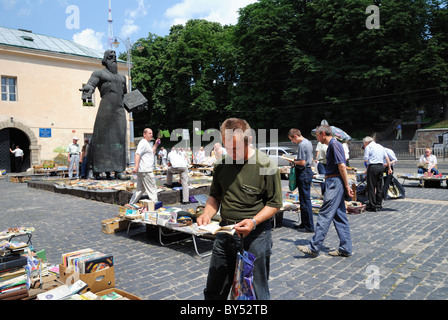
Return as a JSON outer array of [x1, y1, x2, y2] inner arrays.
[[285, 192, 299, 202], [101, 218, 129, 234], [144, 211, 157, 223], [42, 160, 54, 169], [118, 206, 127, 214], [157, 212, 171, 226], [58, 264, 115, 293], [96, 288, 142, 300], [139, 200, 163, 211]]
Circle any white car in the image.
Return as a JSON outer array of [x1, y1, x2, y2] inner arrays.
[[259, 147, 297, 167]]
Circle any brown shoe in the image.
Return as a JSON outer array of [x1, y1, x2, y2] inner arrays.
[[297, 245, 318, 257], [328, 250, 351, 257]]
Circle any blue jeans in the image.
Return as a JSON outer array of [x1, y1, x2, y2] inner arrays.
[[81, 157, 88, 178], [296, 167, 314, 231], [317, 162, 326, 195], [204, 220, 272, 300], [418, 167, 439, 175], [308, 177, 352, 255]]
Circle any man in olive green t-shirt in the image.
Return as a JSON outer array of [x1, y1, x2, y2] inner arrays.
[[197, 118, 283, 300]]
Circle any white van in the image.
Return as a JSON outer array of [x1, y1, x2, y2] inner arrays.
[[259, 146, 297, 167]]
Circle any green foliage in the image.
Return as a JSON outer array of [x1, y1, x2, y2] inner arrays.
[[124, 0, 448, 138]]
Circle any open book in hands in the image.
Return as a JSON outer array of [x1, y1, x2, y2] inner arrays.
[[198, 222, 236, 235], [280, 154, 296, 162]]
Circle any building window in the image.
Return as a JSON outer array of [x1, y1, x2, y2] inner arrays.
[[82, 83, 95, 107], [1, 76, 17, 102]]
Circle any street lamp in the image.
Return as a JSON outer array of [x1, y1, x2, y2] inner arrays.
[[112, 37, 144, 167]]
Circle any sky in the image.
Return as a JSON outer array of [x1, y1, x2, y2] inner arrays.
[[0, 0, 257, 52]]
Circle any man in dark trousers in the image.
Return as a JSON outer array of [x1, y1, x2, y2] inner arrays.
[[297, 125, 353, 257], [197, 118, 283, 300], [10, 145, 24, 173], [363, 136, 392, 212], [288, 128, 315, 233]]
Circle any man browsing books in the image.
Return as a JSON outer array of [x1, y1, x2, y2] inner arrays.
[[197, 118, 283, 300], [288, 128, 315, 232]]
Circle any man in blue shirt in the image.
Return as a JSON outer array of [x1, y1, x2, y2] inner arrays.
[[288, 128, 315, 232], [297, 125, 353, 257], [363, 137, 392, 212]]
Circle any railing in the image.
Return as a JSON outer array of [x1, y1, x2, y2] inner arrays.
[[259, 141, 447, 160], [415, 147, 445, 159]]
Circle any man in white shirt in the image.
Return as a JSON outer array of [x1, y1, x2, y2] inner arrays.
[[195, 147, 205, 164], [384, 147, 397, 173], [159, 147, 167, 166], [167, 148, 190, 204], [363, 137, 392, 212], [67, 137, 81, 179], [418, 148, 439, 175], [10, 146, 24, 173], [129, 128, 160, 205]]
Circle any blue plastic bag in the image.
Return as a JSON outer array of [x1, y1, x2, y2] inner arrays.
[[230, 236, 257, 300]]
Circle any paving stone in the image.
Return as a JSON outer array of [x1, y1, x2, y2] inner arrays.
[[2, 163, 448, 300]]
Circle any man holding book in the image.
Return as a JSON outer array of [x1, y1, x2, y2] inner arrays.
[[197, 118, 283, 300], [288, 128, 315, 233]]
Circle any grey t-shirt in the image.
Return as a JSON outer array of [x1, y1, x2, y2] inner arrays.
[[297, 138, 313, 168]]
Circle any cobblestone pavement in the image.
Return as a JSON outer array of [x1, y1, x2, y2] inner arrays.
[[1, 159, 448, 301]]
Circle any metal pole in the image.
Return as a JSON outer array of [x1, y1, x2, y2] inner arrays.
[[127, 37, 136, 166]]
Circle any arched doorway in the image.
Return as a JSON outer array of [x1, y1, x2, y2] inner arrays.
[[0, 127, 31, 173]]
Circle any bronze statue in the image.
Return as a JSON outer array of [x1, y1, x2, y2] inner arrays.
[[80, 50, 127, 179]]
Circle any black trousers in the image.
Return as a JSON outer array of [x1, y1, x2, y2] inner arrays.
[[14, 157, 23, 173], [367, 164, 384, 210]]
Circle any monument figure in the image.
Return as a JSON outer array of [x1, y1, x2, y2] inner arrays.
[[80, 50, 127, 179]]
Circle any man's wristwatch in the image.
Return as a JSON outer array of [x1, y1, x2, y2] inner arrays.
[[251, 218, 257, 230]]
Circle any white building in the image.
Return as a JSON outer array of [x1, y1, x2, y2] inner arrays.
[[0, 26, 130, 172]]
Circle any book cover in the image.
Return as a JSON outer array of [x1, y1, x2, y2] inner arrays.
[[37, 285, 72, 300], [61, 248, 93, 267], [0, 253, 21, 263], [0, 274, 27, 291], [101, 291, 123, 300], [0, 286, 28, 300], [83, 254, 114, 274], [0, 256, 27, 272], [77, 252, 104, 273], [63, 248, 94, 268], [0, 268, 26, 282], [72, 252, 100, 273]]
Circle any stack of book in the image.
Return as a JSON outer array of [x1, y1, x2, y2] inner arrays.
[[62, 249, 113, 274], [0, 241, 29, 300]]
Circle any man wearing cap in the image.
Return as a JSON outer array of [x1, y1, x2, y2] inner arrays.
[[68, 137, 81, 179]]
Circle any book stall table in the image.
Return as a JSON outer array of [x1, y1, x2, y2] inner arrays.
[[0, 227, 34, 248], [34, 168, 70, 178], [126, 219, 215, 258], [189, 164, 214, 176], [397, 174, 447, 188]]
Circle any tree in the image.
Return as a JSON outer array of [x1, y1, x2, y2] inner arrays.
[[125, 0, 448, 139]]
